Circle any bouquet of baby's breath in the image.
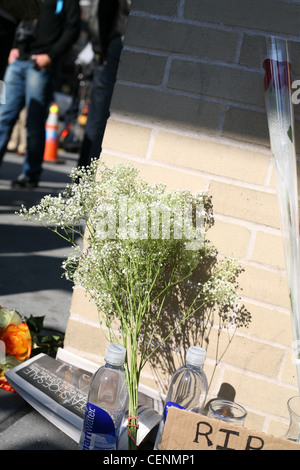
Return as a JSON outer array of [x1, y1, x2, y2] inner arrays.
[[18, 160, 247, 449]]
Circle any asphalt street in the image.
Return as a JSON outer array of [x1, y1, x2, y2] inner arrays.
[[0, 150, 79, 332], [0, 150, 80, 451]]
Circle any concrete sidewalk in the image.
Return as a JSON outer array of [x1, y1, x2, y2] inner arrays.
[[0, 150, 80, 450]]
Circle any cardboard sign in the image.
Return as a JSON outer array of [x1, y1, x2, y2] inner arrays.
[[159, 407, 300, 450]]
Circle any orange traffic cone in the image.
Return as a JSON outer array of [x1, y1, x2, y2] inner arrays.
[[43, 103, 59, 162]]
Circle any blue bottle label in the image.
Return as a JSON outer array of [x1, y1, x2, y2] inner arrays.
[[80, 402, 119, 450], [163, 401, 185, 422], [83, 402, 116, 435]]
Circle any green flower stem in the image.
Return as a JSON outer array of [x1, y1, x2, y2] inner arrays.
[[126, 336, 140, 450]]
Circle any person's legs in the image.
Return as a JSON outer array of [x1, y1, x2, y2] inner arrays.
[[7, 116, 21, 152], [17, 107, 27, 154], [0, 60, 26, 165], [78, 36, 123, 167], [20, 64, 53, 181]]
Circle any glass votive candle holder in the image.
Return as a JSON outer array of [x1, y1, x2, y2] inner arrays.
[[208, 399, 247, 427]]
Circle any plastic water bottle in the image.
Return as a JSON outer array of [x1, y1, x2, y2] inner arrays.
[[154, 346, 208, 450], [78, 344, 128, 450]]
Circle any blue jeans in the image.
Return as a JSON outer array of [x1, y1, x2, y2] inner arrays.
[[78, 36, 123, 167], [0, 59, 53, 179]]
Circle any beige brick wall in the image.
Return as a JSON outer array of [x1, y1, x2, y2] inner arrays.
[[64, 0, 300, 437]]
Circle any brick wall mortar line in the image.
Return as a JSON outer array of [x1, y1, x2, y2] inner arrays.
[[245, 230, 257, 261], [234, 328, 291, 352], [102, 147, 276, 194], [198, 169, 276, 193], [206, 172, 276, 192], [240, 295, 290, 315], [278, 348, 291, 382], [68, 313, 100, 329], [145, 128, 158, 160], [123, 45, 263, 71], [129, 10, 300, 42], [202, 354, 286, 391], [115, 80, 267, 113], [122, 45, 169, 57], [117, 79, 239, 106], [63, 345, 105, 365], [233, 32, 245, 64], [264, 156, 275, 186], [214, 359, 297, 391], [242, 259, 286, 275], [177, 0, 185, 18], [213, 214, 281, 236], [110, 112, 272, 155], [217, 104, 230, 133], [67, 315, 123, 348], [68, 313, 124, 338], [162, 55, 173, 88]]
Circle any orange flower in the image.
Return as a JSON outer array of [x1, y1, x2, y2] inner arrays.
[[0, 323, 32, 361], [0, 371, 16, 393]]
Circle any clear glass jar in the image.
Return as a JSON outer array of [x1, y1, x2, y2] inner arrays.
[[208, 399, 247, 427], [283, 396, 300, 442]]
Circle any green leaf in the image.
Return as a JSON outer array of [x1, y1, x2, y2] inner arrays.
[[25, 315, 45, 333], [287, 125, 293, 142]]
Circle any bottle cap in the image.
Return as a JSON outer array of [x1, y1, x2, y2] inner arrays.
[[105, 344, 126, 366], [186, 346, 206, 366]]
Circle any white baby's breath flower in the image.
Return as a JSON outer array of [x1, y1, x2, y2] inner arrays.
[[16, 159, 249, 439]]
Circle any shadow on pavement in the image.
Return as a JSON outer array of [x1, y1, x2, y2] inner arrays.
[[0, 151, 79, 331]]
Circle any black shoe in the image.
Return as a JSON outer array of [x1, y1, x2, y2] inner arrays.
[[11, 174, 39, 188]]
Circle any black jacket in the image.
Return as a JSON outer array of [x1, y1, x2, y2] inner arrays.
[[16, 0, 80, 62], [91, 0, 130, 59]]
